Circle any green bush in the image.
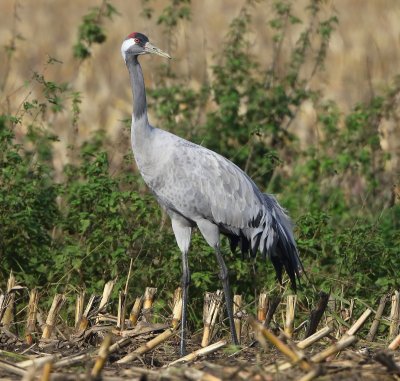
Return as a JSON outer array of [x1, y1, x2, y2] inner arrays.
[[0, 115, 59, 284], [0, 0, 399, 330]]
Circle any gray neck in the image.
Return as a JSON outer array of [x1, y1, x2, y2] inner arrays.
[[126, 55, 149, 123]]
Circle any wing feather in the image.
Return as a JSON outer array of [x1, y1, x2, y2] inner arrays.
[[194, 147, 264, 228]]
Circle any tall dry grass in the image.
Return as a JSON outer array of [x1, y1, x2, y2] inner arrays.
[[0, 0, 399, 170]]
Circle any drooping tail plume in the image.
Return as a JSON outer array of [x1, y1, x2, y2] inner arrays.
[[261, 193, 302, 290]]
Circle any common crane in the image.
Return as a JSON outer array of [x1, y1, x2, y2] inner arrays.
[[121, 32, 303, 355]]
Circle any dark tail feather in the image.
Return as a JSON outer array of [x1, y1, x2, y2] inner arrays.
[[261, 194, 303, 291], [274, 239, 300, 291], [227, 232, 250, 260]]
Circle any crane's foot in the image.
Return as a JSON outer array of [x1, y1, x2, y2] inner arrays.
[[229, 322, 239, 346], [179, 327, 187, 356]]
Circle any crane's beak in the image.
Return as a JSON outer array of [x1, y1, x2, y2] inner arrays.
[[144, 42, 171, 59]]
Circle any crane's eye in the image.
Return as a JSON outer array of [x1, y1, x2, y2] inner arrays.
[[134, 38, 140, 44]]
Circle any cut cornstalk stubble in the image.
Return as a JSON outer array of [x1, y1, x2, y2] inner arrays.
[[297, 326, 333, 350], [41, 294, 66, 340], [142, 287, 157, 322], [257, 293, 268, 323], [0, 359, 26, 377], [202, 290, 223, 347], [389, 291, 400, 340], [345, 308, 372, 336], [108, 324, 169, 354], [117, 327, 177, 364], [1, 272, 16, 328], [17, 354, 61, 369], [52, 352, 95, 369], [388, 331, 400, 350], [129, 296, 143, 327], [74, 289, 85, 329], [172, 287, 183, 330], [41, 361, 53, 381], [285, 294, 297, 338], [310, 335, 357, 363], [75, 294, 98, 336], [117, 291, 127, 330], [98, 279, 116, 314], [25, 288, 39, 345], [91, 334, 112, 378], [367, 294, 388, 342], [168, 339, 227, 366], [233, 295, 243, 344]]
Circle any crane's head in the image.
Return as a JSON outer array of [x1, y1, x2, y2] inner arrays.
[[121, 32, 171, 61]]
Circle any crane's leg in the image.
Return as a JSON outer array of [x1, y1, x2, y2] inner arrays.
[[171, 219, 192, 356], [215, 245, 239, 346], [197, 219, 239, 346], [180, 246, 190, 356]]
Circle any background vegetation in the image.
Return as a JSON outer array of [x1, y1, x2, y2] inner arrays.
[[0, 0, 399, 330]]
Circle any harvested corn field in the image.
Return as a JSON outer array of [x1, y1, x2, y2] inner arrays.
[[1, 271, 400, 380]]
